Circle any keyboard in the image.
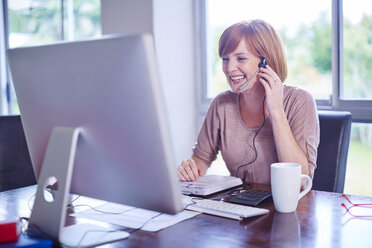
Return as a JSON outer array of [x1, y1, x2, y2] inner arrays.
[[184, 198, 269, 220], [228, 189, 272, 206]]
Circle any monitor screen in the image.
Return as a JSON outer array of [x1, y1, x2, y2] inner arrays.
[[7, 33, 183, 215]]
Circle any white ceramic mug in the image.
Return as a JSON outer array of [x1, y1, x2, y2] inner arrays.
[[271, 162, 312, 213]]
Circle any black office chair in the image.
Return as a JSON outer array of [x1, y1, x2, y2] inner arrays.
[[313, 110, 352, 193], [0, 115, 36, 192]]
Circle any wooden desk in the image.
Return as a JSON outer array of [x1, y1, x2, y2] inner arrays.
[[1, 185, 372, 247]]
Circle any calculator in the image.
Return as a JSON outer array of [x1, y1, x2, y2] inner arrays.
[[227, 189, 272, 206]]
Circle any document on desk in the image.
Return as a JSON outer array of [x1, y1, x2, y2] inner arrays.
[[70, 202, 200, 232]]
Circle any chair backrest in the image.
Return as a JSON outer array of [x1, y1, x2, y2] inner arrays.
[[0, 115, 36, 191], [313, 110, 352, 193]]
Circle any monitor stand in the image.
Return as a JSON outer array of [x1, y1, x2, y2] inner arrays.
[[28, 127, 129, 247]]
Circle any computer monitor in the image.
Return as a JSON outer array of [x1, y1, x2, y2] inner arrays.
[[7, 33, 183, 246]]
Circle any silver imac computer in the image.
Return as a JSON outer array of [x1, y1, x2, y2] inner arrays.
[[7, 33, 183, 246]]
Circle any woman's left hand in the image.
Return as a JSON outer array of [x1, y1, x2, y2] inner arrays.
[[258, 65, 284, 118]]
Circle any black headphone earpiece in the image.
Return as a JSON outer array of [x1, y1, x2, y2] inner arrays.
[[258, 57, 268, 68]]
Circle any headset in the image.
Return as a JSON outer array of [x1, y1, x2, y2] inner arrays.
[[238, 57, 268, 91], [258, 57, 268, 69]]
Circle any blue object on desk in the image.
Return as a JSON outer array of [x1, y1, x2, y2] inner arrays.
[[0, 234, 52, 248]]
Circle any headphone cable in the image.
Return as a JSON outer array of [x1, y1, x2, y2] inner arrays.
[[235, 96, 266, 179]]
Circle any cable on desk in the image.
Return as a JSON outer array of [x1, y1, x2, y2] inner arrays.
[[27, 193, 82, 211], [27, 194, 35, 211], [73, 227, 129, 248], [68, 203, 137, 215], [22, 218, 130, 248], [128, 197, 201, 235], [22, 195, 201, 247], [67, 195, 81, 206], [127, 212, 164, 234], [23, 194, 137, 247], [183, 197, 198, 209]]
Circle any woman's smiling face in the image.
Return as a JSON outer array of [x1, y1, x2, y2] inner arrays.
[[222, 39, 260, 93]]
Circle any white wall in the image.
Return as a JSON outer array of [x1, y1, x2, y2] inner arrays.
[[101, 0, 153, 34], [101, 0, 197, 164]]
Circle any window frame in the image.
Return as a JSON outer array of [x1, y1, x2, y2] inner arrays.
[[194, 0, 372, 123], [0, 0, 100, 115], [0, 0, 10, 114]]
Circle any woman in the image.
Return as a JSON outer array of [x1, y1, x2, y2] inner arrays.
[[178, 20, 319, 184]]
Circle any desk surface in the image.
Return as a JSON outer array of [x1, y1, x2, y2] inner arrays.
[[1, 185, 372, 247]]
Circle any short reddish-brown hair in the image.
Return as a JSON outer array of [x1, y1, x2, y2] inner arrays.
[[219, 20, 288, 82]]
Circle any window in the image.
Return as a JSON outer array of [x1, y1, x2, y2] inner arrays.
[[204, 0, 332, 101], [7, 0, 101, 47], [1, 0, 101, 113], [344, 123, 372, 196], [8, 1, 63, 48], [342, 0, 372, 100], [342, 0, 372, 196], [197, 0, 372, 196]]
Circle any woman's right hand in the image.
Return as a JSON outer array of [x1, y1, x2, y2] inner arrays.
[[177, 158, 202, 181]]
